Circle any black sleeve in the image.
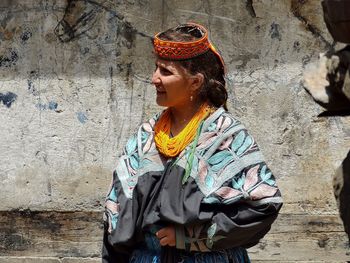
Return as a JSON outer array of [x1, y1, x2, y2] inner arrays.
[[102, 222, 130, 263], [175, 163, 283, 252]]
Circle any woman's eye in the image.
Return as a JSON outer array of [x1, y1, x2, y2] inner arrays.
[[160, 67, 172, 75], [154, 64, 172, 75]]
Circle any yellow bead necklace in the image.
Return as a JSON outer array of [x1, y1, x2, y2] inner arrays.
[[154, 103, 212, 158]]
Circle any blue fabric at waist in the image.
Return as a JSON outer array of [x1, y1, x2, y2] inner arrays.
[[129, 247, 250, 263], [129, 228, 251, 263], [130, 231, 250, 263]]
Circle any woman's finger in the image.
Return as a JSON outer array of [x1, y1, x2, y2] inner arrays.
[[156, 228, 167, 239], [159, 236, 169, 246], [167, 238, 176, 247], [156, 226, 176, 246]]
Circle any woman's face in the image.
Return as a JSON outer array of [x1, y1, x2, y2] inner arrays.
[[151, 59, 194, 108]]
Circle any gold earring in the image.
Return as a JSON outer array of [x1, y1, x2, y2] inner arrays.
[[190, 95, 193, 101]]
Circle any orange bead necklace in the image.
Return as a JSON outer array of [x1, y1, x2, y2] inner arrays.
[[154, 104, 212, 158]]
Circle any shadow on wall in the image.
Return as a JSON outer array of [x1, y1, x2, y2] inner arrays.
[[0, 0, 154, 81], [0, 0, 338, 118], [54, 0, 138, 45], [0, 0, 335, 79]]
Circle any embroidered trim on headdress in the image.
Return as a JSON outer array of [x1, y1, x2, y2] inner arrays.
[[153, 23, 225, 72]]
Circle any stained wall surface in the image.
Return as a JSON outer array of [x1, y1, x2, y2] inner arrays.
[[0, 0, 349, 262]]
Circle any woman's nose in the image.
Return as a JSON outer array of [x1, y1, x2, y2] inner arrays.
[[151, 68, 160, 85]]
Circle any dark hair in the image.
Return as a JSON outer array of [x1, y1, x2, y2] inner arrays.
[[157, 26, 228, 110]]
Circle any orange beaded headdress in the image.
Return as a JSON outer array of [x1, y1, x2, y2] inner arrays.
[[153, 22, 225, 73]]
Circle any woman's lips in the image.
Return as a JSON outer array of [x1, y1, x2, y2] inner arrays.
[[154, 83, 166, 96], [156, 87, 166, 94]]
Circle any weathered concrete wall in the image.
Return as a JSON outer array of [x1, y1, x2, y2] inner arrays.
[[0, 0, 349, 262]]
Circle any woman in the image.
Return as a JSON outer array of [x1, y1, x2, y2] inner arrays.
[[102, 23, 282, 263]]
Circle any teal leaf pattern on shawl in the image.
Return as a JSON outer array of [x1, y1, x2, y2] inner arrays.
[[203, 196, 221, 204], [105, 187, 120, 233], [232, 175, 245, 190], [211, 155, 234, 172], [231, 130, 253, 156], [105, 116, 160, 232], [206, 223, 217, 249], [265, 178, 275, 186], [236, 135, 253, 156], [207, 223, 217, 238], [259, 165, 275, 185], [108, 186, 117, 202], [210, 163, 279, 203], [110, 213, 118, 230], [213, 165, 260, 202], [231, 130, 245, 152], [139, 158, 152, 169], [129, 155, 139, 170], [141, 131, 148, 144], [208, 151, 231, 166], [207, 122, 217, 132], [205, 174, 215, 188], [260, 165, 272, 181], [204, 223, 225, 249], [125, 135, 137, 155]]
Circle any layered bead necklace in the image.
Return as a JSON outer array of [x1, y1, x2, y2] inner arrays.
[[154, 103, 212, 158]]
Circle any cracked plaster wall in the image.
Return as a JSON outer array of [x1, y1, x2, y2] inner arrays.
[[0, 0, 349, 260]]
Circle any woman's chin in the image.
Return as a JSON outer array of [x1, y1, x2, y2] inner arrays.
[[156, 97, 168, 107]]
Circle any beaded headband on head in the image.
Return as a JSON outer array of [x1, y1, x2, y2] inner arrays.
[[153, 22, 226, 73]]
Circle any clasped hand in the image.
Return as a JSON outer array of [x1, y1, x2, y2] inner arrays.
[[156, 226, 176, 246]]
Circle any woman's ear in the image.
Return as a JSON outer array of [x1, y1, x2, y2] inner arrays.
[[190, 72, 204, 92]]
